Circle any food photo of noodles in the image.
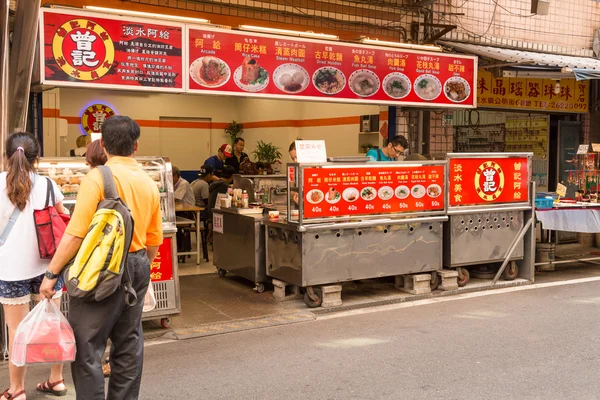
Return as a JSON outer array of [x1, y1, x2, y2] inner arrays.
[[444, 77, 471, 103], [313, 67, 346, 95]]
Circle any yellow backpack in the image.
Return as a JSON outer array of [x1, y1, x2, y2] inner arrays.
[[63, 166, 136, 304]]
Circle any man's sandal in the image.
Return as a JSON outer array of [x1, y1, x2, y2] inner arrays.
[[36, 380, 68, 397], [1, 389, 25, 400]]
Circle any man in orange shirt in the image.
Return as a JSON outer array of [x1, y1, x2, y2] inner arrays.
[[41, 116, 163, 400]]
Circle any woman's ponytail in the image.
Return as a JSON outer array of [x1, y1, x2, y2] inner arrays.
[[5, 132, 40, 210]]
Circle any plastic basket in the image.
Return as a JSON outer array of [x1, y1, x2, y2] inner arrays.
[[535, 198, 555, 210]]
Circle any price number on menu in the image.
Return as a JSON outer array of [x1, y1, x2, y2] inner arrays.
[[329, 206, 339, 212], [348, 205, 358, 211], [365, 204, 375, 210], [312, 206, 322, 213], [431, 201, 440, 207], [416, 202, 424, 208], [399, 203, 408, 209], [382, 204, 392, 210]]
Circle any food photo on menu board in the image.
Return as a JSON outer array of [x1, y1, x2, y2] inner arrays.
[[187, 27, 476, 107], [302, 166, 445, 219]]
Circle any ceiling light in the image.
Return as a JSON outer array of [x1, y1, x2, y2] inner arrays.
[[360, 38, 442, 52], [83, 6, 210, 24], [238, 25, 339, 40]]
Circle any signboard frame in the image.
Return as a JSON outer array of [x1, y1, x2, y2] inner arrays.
[[446, 152, 534, 212], [39, 7, 186, 93], [184, 24, 478, 108]]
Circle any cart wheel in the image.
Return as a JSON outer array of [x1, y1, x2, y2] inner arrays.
[[303, 287, 323, 308], [254, 283, 265, 293], [160, 317, 172, 329], [217, 268, 227, 277], [430, 272, 439, 291], [503, 262, 519, 281], [457, 268, 470, 287]]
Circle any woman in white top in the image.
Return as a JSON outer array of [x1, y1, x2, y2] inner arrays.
[[0, 133, 68, 399]]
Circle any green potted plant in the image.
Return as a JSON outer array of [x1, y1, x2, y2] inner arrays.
[[253, 140, 282, 174], [224, 121, 243, 145]]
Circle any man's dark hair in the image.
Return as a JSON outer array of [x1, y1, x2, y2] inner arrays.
[[233, 137, 245, 145], [101, 116, 141, 156], [389, 135, 409, 149], [172, 166, 181, 177]]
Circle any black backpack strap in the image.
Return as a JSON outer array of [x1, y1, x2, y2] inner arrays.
[[44, 177, 55, 207], [377, 149, 382, 161], [98, 166, 118, 200]]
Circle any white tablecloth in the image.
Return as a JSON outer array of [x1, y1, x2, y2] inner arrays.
[[536, 208, 600, 233]]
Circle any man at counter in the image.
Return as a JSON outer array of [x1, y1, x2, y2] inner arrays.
[[366, 136, 409, 162], [208, 166, 235, 215], [173, 166, 195, 207], [191, 165, 214, 210], [204, 144, 231, 176], [226, 138, 249, 173]]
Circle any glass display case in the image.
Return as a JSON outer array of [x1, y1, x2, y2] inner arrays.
[[37, 156, 176, 232]]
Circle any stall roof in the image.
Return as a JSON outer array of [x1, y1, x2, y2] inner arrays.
[[440, 41, 600, 71]]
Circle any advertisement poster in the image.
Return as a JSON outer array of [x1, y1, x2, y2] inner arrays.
[[449, 157, 529, 207], [302, 165, 445, 219], [41, 9, 184, 91], [477, 69, 588, 113], [151, 237, 174, 281], [187, 27, 477, 107]]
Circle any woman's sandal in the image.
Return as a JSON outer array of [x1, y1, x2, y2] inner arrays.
[[36, 380, 67, 397], [1, 389, 25, 400]]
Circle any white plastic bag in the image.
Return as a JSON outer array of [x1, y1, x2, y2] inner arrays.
[[143, 282, 157, 312], [11, 299, 76, 366]]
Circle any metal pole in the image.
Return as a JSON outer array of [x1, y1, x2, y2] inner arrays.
[[8, 0, 41, 132], [491, 216, 534, 285], [0, 0, 9, 171]]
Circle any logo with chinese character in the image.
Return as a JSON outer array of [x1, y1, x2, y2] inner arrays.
[[52, 19, 115, 81], [474, 161, 505, 201], [81, 104, 115, 135]]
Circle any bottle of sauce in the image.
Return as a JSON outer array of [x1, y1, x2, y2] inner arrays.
[[242, 190, 249, 208]]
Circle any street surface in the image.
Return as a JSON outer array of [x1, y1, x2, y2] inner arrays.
[[5, 278, 600, 399]]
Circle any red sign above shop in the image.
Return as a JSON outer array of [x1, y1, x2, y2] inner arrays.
[[186, 27, 477, 107], [302, 165, 446, 219], [448, 157, 530, 207], [40, 9, 184, 91]]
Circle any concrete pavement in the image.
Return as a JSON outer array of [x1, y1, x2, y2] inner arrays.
[[6, 275, 600, 399]]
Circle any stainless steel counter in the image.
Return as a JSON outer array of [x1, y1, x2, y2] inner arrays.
[[213, 208, 269, 292], [264, 216, 447, 287]]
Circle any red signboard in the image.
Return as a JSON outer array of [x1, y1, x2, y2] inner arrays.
[[41, 9, 184, 91], [187, 27, 477, 107], [448, 157, 529, 207], [151, 237, 174, 281], [302, 165, 445, 219]]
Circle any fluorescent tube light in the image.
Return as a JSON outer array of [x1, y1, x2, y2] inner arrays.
[[360, 38, 442, 52], [502, 70, 572, 79], [238, 25, 339, 40], [83, 6, 210, 24]]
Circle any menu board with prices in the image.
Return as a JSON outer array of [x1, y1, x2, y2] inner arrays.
[[449, 157, 530, 207], [41, 9, 184, 91], [187, 27, 477, 107], [302, 165, 445, 219]]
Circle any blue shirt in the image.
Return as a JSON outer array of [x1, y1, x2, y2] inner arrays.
[[204, 155, 224, 173], [366, 148, 393, 162]]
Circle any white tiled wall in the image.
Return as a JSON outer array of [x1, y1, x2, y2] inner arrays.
[[437, 0, 600, 55]]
